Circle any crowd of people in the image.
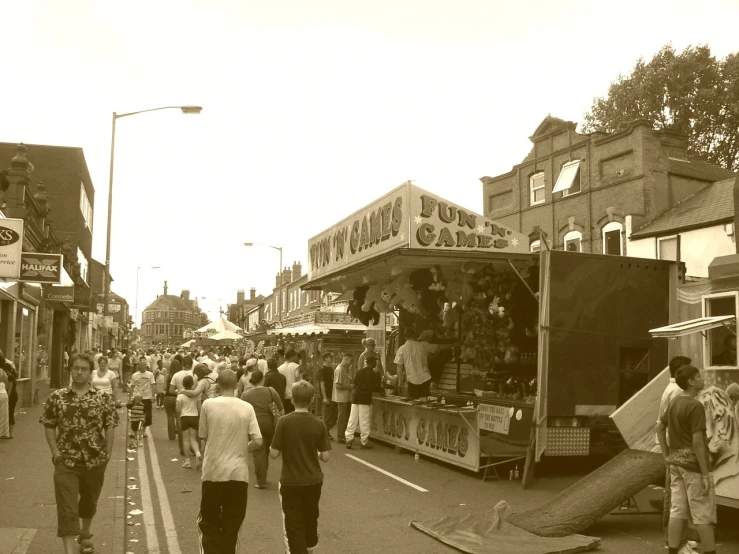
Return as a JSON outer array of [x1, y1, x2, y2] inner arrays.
[[39, 342, 390, 554]]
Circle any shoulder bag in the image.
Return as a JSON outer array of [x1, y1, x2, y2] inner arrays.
[[268, 386, 284, 423]]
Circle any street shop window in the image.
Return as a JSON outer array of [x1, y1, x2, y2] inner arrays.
[[529, 172, 545, 206], [658, 236, 679, 262], [703, 292, 738, 368], [553, 160, 581, 197], [602, 221, 623, 256], [563, 230, 582, 252], [14, 305, 34, 380], [530, 240, 541, 252], [80, 182, 93, 229]]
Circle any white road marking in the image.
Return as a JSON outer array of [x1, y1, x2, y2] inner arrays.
[[345, 454, 428, 492], [137, 446, 161, 553], [147, 432, 183, 554], [10, 528, 37, 554]]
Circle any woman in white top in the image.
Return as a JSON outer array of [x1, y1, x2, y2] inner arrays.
[[91, 356, 118, 398], [176, 374, 202, 469]]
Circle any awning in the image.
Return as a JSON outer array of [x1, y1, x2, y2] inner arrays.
[[303, 248, 535, 293], [267, 323, 367, 337], [552, 160, 581, 194], [649, 315, 736, 338]]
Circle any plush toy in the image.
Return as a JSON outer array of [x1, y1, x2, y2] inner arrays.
[[389, 275, 410, 307], [461, 273, 474, 304], [398, 288, 421, 313], [361, 282, 384, 312], [429, 266, 446, 291]]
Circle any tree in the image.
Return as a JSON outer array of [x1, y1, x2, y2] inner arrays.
[[583, 44, 739, 171]]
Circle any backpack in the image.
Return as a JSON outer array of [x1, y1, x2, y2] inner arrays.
[[201, 375, 218, 402]]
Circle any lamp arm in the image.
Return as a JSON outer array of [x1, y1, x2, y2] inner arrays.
[[114, 106, 185, 119]]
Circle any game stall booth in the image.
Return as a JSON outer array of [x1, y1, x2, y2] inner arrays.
[[302, 181, 676, 481]]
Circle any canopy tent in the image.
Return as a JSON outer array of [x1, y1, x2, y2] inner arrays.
[[180, 339, 195, 348], [197, 317, 243, 334], [267, 323, 367, 337], [210, 329, 243, 341]]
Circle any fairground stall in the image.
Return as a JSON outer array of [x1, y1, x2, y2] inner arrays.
[[303, 182, 676, 478]]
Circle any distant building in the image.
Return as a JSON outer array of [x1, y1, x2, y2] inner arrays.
[[480, 116, 736, 254], [227, 288, 264, 329], [141, 282, 207, 348]]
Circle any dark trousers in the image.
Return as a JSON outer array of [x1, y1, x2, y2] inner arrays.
[[322, 401, 337, 434], [198, 481, 248, 554], [253, 417, 274, 487], [284, 398, 295, 414], [163, 396, 177, 440], [53, 462, 106, 537], [279, 482, 322, 554], [337, 402, 350, 440]]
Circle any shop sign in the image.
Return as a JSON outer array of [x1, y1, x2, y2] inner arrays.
[[0, 218, 24, 279], [477, 403, 512, 435], [308, 184, 408, 282], [409, 186, 528, 254], [371, 399, 480, 471], [42, 285, 74, 304], [72, 285, 91, 310], [19, 253, 63, 283], [96, 302, 122, 313]]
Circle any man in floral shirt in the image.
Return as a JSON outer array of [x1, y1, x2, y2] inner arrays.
[[40, 352, 119, 554]]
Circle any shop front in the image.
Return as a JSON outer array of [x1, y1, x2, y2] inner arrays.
[[0, 282, 40, 407]]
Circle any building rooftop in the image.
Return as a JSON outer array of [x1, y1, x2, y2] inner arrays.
[[668, 158, 736, 182], [144, 295, 200, 312], [631, 176, 736, 238]]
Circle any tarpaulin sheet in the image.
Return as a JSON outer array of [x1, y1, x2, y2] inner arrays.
[[411, 511, 600, 554]]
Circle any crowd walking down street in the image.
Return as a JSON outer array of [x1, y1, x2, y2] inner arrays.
[[1, 347, 739, 554]]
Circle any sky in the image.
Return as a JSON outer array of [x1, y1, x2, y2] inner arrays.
[[2, 0, 738, 323]]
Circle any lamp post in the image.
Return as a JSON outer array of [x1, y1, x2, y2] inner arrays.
[[244, 242, 283, 325], [103, 105, 202, 350], [134, 265, 160, 329]]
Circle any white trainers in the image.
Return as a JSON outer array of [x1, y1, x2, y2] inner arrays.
[[182, 459, 192, 469]]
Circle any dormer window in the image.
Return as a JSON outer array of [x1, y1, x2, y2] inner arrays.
[[530, 172, 545, 206]]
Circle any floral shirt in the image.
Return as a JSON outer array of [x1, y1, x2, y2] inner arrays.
[[39, 386, 119, 469]]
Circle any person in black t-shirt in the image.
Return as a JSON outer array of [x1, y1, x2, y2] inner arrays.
[[264, 358, 287, 403], [345, 355, 382, 449], [270, 381, 331, 554], [318, 352, 337, 440]]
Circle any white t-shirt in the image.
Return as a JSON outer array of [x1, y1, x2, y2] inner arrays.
[[199, 397, 261, 482], [177, 392, 200, 417], [91, 369, 117, 395], [278, 362, 299, 399], [394, 339, 438, 385], [171, 369, 197, 393], [130, 370, 155, 400], [256, 359, 268, 373]]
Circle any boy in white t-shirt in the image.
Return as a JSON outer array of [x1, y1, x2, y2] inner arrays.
[[177, 375, 202, 469]]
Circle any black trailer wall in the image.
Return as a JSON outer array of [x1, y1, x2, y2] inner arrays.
[[545, 252, 672, 417]]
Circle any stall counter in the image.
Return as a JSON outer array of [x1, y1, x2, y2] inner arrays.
[[371, 395, 533, 472]]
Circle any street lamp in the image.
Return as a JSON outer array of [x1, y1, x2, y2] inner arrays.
[[244, 242, 283, 324], [103, 105, 202, 349], [134, 266, 160, 328]]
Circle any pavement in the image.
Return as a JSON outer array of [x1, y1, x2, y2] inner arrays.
[[2, 399, 739, 553], [0, 396, 127, 554]]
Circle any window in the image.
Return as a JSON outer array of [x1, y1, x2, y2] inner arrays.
[[530, 240, 541, 253], [77, 249, 89, 284], [703, 293, 738, 368], [173, 324, 183, 337], [145, 324, 152, 336], [530, 173, 545, 205], [602, 221, 623, 256], [553, 160, 582, 196], [563, 230, 582, 252], [80, 182, 93, 229], [658, 236, 678, 261]]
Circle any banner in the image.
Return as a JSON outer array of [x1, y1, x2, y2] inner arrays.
[[477, 403, 512, 435], [96, 302, 122, 314], [19, 253, 63, 284], [0, 218, 24, 279]]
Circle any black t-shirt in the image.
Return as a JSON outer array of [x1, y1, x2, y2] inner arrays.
[[352, 367, 381, 405], [272, 411, 331, 486], [264, 370, 287, 401], [319, 365, 334, 399]]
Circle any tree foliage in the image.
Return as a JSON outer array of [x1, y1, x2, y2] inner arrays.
[[583, 44, 739, 170]]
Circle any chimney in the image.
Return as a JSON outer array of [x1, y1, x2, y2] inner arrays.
[[292, 261, 302, 282], [250, 287, 256, 301], [163, 280, 168, 296], [659, 129, 689, 161], [181, 289, 190, 301], [282, 267, 291, 285], [237, 290, 245, 304], [275, 273, 281, 289]]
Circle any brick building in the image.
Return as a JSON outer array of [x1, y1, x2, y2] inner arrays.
[[480, 116, 736, 254], [141, 283, 207, 348]]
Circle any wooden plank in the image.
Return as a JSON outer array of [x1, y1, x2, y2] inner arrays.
[[610, 367, 670, 452]]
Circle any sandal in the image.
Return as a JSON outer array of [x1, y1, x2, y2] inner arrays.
[[77, 533, 94, 553]]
